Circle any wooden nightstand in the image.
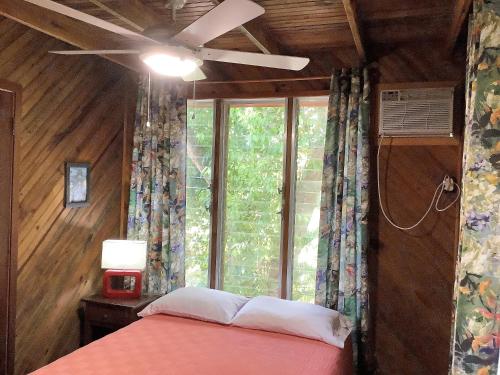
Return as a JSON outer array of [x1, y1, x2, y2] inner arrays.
[[81, 294, 160, 345]]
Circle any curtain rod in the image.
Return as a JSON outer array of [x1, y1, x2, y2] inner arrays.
[[192, 75, 331, 85]]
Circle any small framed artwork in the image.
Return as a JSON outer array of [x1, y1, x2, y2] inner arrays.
[[65, 162, 90, 208]]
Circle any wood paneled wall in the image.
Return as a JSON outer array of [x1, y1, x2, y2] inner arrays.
[[369, 42, 465, 375], [0, 17, 137, 375], [0, 12, 465, 375]]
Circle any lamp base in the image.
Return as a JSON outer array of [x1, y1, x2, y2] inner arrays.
[[103, 269, 142, 299]]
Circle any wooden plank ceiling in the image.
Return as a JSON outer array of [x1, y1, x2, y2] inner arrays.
[[26, 0, 458, 82]]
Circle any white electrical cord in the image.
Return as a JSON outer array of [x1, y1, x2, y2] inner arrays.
[[435, 182, 461, 212], [377, 133, 461, 231]]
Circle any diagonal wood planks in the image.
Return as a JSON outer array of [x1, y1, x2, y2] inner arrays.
[[0, 16, 138, 374]]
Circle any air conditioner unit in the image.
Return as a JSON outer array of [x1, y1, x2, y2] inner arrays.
[[379, 87, 454, 137]]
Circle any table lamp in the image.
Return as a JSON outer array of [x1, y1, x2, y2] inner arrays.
[[101, 240, 147, 299]]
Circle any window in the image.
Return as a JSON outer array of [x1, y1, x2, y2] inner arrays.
[[185, 97, 329, 302], [185, 100, 214, 287], [291, 97, 328, 303], [222, 100, 286, 297]]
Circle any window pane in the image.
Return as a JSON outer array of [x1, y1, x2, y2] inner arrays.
[[185, 100, 214, 287], [222, 100, 286, 297], [292, 97, 328, 303]]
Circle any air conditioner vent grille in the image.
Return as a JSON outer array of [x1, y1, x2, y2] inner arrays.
[[379, 87, 454, 137]]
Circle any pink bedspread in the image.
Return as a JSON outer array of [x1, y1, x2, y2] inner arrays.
[[31, 314, 353, 375]]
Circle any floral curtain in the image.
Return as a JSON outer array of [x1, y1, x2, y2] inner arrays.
[[127, 76, 187, 295], [449, 1, 499, 374], [315, 68, 370, 372]]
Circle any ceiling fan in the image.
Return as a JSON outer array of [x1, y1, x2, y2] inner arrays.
[[25, 0, 310, 81]]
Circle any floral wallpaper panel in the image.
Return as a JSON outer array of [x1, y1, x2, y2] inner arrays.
[[450, 1, 499, 374]]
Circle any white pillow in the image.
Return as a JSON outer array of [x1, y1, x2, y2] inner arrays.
[[137, 287, 249, 325], [231, 296, 352, 348]]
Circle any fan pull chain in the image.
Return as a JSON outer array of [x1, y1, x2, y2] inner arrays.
[[192, 79, 196, 120], [146, 72, 151, 128]]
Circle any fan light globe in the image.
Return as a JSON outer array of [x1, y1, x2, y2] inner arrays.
[[141, 52, 200, 77]]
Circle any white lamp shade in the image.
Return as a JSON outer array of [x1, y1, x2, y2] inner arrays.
[[101, 240, 147, 270]]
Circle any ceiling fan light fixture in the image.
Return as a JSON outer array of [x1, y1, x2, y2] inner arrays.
[[30, 0, 310, 81], [140, 51, 202, 77]]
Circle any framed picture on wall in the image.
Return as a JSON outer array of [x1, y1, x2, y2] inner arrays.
[[65, 162, 90, 208]]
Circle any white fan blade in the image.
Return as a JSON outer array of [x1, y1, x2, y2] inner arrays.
[[198, 48, 310, 71], [49, 50, 140, 55], [173, 0, 264, 48], [182, 67, 207, 82], [25, 0, 159, 44]]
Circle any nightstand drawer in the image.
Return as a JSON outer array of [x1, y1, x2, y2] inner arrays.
[[86, 305, 132, 327], [81, 294, 160, 345]]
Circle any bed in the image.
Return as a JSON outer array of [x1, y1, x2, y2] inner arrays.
[[30, 314, 353, 374]]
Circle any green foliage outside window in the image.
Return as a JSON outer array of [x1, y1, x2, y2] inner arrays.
[[185, 99, 327, 302], [292, 100, 328, 303], [222, 103, 285, 297], [185, 103, 213, 288]]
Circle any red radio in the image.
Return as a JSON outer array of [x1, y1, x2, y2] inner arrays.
[[102, 269, 143, 299]]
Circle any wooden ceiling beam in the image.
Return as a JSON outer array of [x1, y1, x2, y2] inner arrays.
[[89, 0, 167, 32], [341, 0, 366, 62], [446, 0, 472, 54], [87, 0, 142, 31], [238, 21, 283, 55], [0, 0, 141, 72], [209, 0, 282, 55]]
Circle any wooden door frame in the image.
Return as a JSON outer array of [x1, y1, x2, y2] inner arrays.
[[0, 79, 21, 375]]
